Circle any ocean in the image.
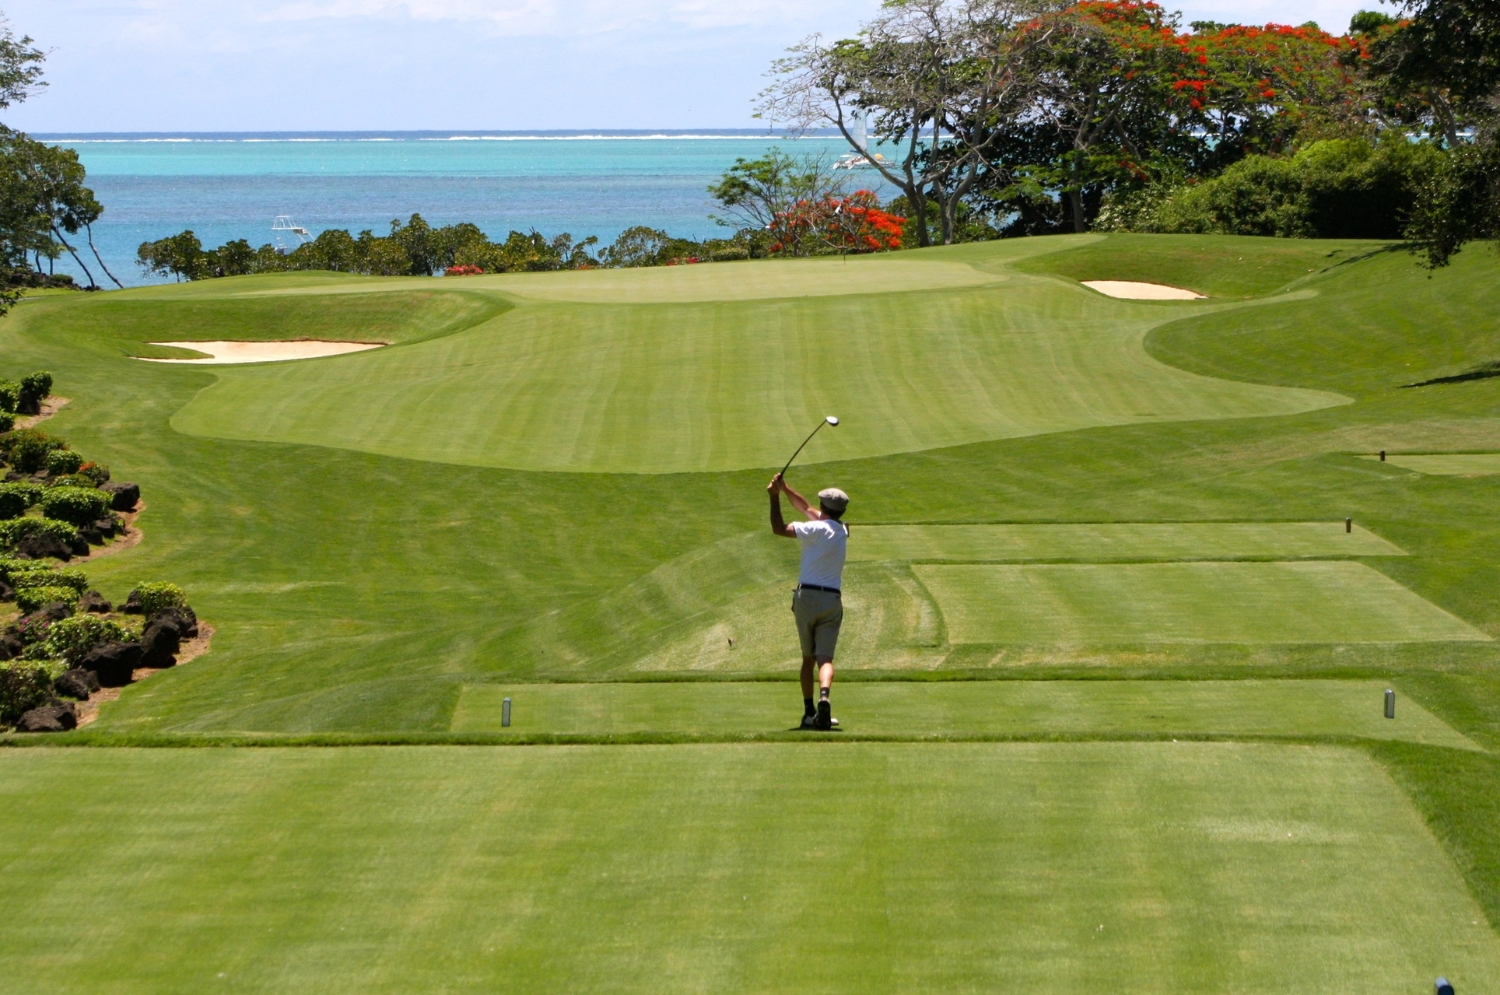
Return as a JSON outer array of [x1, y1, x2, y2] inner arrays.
[[32, 131, 884, 287]]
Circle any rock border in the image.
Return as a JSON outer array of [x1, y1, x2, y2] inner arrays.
[[75, 624, 215, 728]]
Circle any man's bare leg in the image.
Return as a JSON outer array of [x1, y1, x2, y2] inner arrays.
[[815, 656, 835, 729]]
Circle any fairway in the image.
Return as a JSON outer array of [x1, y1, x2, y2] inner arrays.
[[0, 743, 1494, 995], [7, 232, 1500, 993], [158, 267, 1343, 474], [848, 521, 1405, 562], [450, 679, 1478, 747], [915, 561, 1490, 643], [1369, 453, 1500, 475]]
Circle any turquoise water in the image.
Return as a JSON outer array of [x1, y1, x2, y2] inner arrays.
[[36, 131, 879, 286]]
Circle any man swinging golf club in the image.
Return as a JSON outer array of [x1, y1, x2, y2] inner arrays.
[[768, 472, 849, 730]]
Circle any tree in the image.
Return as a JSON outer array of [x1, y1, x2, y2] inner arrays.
[[136, 231, 207, 282], [708, 148, 847, 236], [765, 190, 907, 256], [1367, 0, 1500, 264], [0, 16, 45, 112], [760, 0, 1056, 246]]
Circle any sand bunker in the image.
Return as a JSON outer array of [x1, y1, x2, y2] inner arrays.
[[139, 340, 385, 364], [1081, 281, 1205, 300]]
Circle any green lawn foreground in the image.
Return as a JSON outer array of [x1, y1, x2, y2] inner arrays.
[[1, 743, 1496, 995]]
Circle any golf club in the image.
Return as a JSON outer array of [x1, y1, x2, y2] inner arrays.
[[780, 416, 839, 479]]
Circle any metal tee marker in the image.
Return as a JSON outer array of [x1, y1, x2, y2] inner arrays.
[[1384, 689, 1395, 719], [502, 697, 512, 728]]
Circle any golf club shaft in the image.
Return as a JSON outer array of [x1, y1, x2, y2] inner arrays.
[[779, 421, 828, 479]]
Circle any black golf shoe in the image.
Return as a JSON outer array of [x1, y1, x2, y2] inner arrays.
[[815, 699, 832, 730]]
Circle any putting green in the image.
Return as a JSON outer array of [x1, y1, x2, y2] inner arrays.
[[914, 561, 1490, 643], [1, 743, 1495, 994], [1366, 454, 1500, 476], [450, 680, 1478, 747], [161, 269, 1343, 474], [849, 521, 1405, 562]]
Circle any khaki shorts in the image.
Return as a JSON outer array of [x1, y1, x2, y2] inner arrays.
[[792, 588, 843, 659]]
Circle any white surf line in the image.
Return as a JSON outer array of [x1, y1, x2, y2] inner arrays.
[[1081, 280, 1206, 300], [137, 340, 385, 364]]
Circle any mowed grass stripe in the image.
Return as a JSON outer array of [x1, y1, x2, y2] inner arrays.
[[164, 274, 1343, 474], [1368, 454, 1500, 476], [1, 744, 1495, 995], [849, 521, 1404, 562], [450, 679, 1478, 747], [915, 561, 1490, 644]]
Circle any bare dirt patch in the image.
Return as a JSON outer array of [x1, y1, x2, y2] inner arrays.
[[15, 396, 69, 429], [138, 340, 385, 364]]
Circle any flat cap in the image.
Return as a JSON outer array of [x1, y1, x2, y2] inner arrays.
[[818, 487, 850, 512]]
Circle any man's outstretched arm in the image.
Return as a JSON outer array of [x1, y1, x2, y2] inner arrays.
[[768, 474, 796, 537], [780, 478, 825, 520]]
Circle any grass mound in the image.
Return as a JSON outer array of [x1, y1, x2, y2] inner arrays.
[[1015, 233, 1381, 298]]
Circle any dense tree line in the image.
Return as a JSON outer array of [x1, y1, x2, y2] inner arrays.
[[761, 0, 1500, 264]]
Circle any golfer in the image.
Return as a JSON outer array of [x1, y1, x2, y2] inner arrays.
[[768, 472, 849, 730]]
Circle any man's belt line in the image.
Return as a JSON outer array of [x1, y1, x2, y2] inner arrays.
[[797, 583, 841, 594]]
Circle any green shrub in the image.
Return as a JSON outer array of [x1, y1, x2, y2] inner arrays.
[[18, 371, 52, 406], [10, 567, 88, 593], [79, 461, 109, 485], [40, 486, 111, 527], [0, 380, 18, 413], [42, 614, 130, 664], [16, 585, 79, 612], [1119, 138, 1444, 240], [129, 582, 186, 616], [0, 517, 79, 549], [44, 449, 82, 475], [0, 412, 11, 433], [49, 473, 97, 489], [4, 429, 62, 474], [0, 484, 33, 520], [0, 663, 52, 725]]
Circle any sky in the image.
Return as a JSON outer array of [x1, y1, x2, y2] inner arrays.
[[7, 0, 1387, 133]]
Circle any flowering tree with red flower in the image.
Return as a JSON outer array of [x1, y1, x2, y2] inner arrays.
[[766, 191, 907, 256]]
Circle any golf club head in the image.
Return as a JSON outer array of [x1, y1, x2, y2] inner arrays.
[[826, 416, 840, 426]]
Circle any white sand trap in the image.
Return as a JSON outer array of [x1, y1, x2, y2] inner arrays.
[[1081, 280, 1205, 300], [139, 340, 384, 364]]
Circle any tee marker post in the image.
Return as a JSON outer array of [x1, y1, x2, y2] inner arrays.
[[1380, 450, 1387, 461], [1346, 518, 1352, 533], [1436, 978, 1454, 995], [1384, 689, 1396, 719], [502, 697, 512, 728]]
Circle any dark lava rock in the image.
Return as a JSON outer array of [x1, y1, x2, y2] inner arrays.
[[66, 534, 90, 556], [140, 619, 181, 668], [14, 533, 71, 561], [0, 580, 12, 602], [17, 701, 77, 732], [53, 667, 99, 700], [77, 590, 111, 614], [93, 517, 116, 538], [101, 482, 140, 512], [148, 606, 198, 640], [78, 525, 103, 545], [0, 634, 21, 660], [80, 641, 142, 687], [3, 471, 24, 482], [120, 590, 142, 614]]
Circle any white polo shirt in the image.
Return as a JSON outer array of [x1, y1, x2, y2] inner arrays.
[[791, 518, 848, 589]]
